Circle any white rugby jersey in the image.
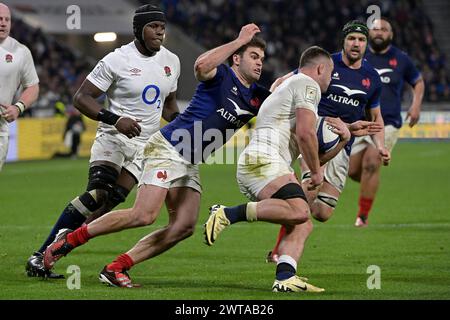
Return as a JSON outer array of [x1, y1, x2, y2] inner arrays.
[[0, 36, 39, 136], [250, 73, 321, 164], [87, 41, 180, 145]]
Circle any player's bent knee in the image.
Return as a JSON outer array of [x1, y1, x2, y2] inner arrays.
[[312, 210, 332, 222], [311, 192, 338, 222], [362, 161, 380, 174], [133, 208, 158, 226], [272, 182, 309, 224], [287, 202, 310, 224], [363, 154, 382, 174], [348, 169, 361, 182], [72, 165, 120, 217], [108, 185, 130, 208], [70, 189, 109, 217], [171, 224, 196, 242], [295, 207, 310, 224], [87, 165, 119, 192]]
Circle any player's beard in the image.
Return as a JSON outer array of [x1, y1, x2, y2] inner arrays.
[[345, 50, 363, 65], [369, 36, 392, 52]]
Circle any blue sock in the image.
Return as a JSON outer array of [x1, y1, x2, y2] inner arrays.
[[224, 204, 247, 224], [276, 263, 296, 280], [37, 203, 86, 253]]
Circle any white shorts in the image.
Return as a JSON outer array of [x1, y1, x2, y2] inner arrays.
[[0, 135, 8, 171], [139, 131, 202, 193], [351, 125, 399, 155], [322, 148, 350, 193], [237, 145, 293, 201], [89, 132, 144, 181]]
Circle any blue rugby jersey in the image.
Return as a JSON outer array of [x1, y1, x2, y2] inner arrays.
[[318, 52, 382, 154], [365, 45, 421, 128], [160, 64, 271, 164]]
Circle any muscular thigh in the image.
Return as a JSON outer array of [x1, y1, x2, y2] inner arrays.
[[257, 173, 300, 200], [133, 184, 168, 218], [348, 148, 365, 179], [362, 144, 382, 169], [116, 168, 138, 191], [165, 187, 201, 226]]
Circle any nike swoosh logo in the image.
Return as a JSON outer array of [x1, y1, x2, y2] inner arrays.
[[293, 283, 308, 291], [332, 84, 367, 96], [375, 68, 393, 75], [227, 98, 253, 116]]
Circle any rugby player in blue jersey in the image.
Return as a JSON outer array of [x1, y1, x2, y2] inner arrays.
[[267, 21, 389, 265], [43, 24, 272, 287], [349, 18, 424, 227]]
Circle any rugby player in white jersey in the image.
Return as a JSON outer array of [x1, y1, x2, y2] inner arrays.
[[203, 46, 336, 292], [266, 21, 387, 264], [0, 3, 39, 171], [42, 24, 271, 288], [26, 4, 181, 278], [203, 45, 381, 292]]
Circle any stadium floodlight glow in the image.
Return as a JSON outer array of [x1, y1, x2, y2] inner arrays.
[[94, 32, 117, 42]]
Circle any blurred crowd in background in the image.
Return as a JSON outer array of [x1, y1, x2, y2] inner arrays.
[[10, 0, 450, 120], [161, 0, 449, 102], [10, 19, 92, 118]]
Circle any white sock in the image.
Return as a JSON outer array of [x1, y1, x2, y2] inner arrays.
[[277, 254, 297, 271]]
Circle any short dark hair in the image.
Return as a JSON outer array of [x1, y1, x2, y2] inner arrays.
[[299, 46, 331, 68], [227, 36, 266, 66]]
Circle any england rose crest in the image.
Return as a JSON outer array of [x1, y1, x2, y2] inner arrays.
[[164, 66, 171, 77]]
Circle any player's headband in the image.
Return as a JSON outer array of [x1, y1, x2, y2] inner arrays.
[[133, 10, 166, 28], [342, 20, 369, 39], [132, 5, 166, 54]]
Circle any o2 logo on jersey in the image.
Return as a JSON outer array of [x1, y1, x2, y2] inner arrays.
[[142, 84, 161, 108]]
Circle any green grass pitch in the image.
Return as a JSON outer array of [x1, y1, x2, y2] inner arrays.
[[0, 141, 449, 300]]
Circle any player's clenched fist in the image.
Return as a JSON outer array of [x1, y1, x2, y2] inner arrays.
[[237, 24, 261, 45], [115, 117, 142, 139], [308, 171, 324, 191], [378, 147, 391, 166], [0, 104, 20, 123]]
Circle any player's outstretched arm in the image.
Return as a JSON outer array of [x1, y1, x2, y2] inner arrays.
[[73, 79, 141, 139], [348, 120, 383, 136], [194, 23, 261, 81]]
